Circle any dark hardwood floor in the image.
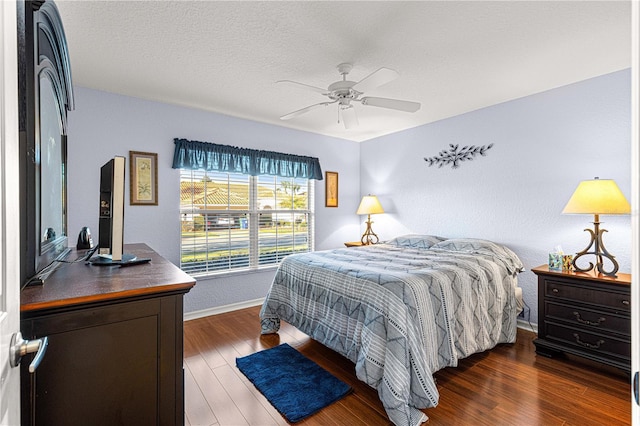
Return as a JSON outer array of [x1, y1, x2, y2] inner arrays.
[[183, 306, 630, 426]]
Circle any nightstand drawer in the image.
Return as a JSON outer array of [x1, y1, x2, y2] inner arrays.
[[545, 280, 631, 312], [533, 265, 631, 372], [546, 322, 630, 360], [546, 301, 630, 336]]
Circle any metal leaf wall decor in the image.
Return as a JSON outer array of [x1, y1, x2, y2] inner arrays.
[[424, 143, 493, 169]]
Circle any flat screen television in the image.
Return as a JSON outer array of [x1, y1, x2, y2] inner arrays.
[[90, 156, 135, 265]]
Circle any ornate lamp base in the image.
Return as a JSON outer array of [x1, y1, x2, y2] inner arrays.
[[360, 215, 379, 245], [572, 214, 619, 277]]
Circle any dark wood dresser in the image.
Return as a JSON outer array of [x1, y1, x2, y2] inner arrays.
[[20, 244, 195, 425], [532, 265, 630, 372]]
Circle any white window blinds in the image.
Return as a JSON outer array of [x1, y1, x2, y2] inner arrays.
[[179, 170, 314, 275]]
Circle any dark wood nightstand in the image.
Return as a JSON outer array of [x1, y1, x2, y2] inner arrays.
[[532, 265, 631, 372], [344, 241, 366, 247]]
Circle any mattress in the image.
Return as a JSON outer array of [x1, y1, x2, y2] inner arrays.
[[260, 236, 524, 425]]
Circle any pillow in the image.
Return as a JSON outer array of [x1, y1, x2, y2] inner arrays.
[[385, 234, 446, 249], [431, 238, 524, 275]]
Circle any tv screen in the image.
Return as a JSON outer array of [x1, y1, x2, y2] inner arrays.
[[91, 156, 135, 265]]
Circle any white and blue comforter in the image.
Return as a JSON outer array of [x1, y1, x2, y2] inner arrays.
[[260, 236, 523, 426]]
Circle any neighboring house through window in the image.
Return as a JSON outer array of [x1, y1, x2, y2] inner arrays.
[[172, 139, 322, 276]]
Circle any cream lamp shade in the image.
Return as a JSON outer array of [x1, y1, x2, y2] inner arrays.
[[357, 195, 384, 245], [356, 195, 385, 215], [562, 178, 630, 215], [561, 177, 629, 277]]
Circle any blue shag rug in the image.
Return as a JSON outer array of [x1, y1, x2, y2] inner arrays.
[[236, 343, 352, 423]]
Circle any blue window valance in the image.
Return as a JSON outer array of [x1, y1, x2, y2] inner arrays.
[[172, 138, 323, 180]]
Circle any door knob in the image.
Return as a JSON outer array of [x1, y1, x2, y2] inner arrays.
[[10, 332, 48, 373]]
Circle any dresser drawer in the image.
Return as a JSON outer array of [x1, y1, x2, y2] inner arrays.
[[546, 301, 630, 336], [545, 280, 630, 312], [546, 322, 630, 360]]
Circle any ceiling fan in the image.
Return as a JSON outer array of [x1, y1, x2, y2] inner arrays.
[[277, 63, 421, 129]]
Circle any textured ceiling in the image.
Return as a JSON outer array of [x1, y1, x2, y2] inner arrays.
[[56, 1, 631, 142]]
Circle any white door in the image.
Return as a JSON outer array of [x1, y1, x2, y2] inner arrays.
[[632, 1, 640, 424], [0, 0, 23, 424]]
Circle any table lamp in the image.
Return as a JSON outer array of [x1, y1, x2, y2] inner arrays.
[[357, 195, 384, 245], [562, 177, 630, 277]]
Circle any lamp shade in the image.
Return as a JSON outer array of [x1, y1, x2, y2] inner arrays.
[[562, 178, 630, 215], [356, 195, 384, 215]]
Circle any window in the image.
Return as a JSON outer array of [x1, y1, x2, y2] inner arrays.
[[173, 138, 322, 276], [179, 169, 314, 276]]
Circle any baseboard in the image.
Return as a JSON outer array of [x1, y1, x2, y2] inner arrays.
[[184, 298, 265, 321], [517, 318, 538, 333]]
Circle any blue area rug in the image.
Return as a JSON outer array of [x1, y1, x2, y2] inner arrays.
[[236, 343, 352, 423]]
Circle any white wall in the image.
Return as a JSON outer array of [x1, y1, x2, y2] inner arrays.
[[66, 87, 361, 312], [359, 69, 631, 324]]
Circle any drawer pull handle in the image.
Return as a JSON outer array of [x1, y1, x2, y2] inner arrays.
[[551, 288, 559, 294], [573, 312, 606, 326], [622, 300, 630, 306], [573, 333, 604, 349]]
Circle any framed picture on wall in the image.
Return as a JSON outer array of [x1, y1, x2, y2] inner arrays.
[[325, 171, 338, 207], [129, 151, 158, 205]]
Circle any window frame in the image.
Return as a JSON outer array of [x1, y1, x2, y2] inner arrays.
[[179, 169, 315, 277]]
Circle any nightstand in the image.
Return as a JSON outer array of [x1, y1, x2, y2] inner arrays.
[[532, 265, 631, 372], [344, 241, 366, 247]]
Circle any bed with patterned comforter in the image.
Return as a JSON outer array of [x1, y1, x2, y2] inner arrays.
[[260, 235, 524, 426]]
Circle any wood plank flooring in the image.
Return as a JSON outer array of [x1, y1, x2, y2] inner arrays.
[[183, 306, 630, 426]]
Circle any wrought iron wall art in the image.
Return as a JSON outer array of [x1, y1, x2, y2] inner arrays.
[[424, 143, 493, 169]]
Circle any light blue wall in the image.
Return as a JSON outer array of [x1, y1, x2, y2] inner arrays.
[[359, 69, 632, 324], [66, 88, 361, 312], [67, 69, 631, 322]]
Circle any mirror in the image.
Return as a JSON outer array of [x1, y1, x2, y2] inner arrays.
[[18, 1, 74, 286], [38, 72, 67, 253]]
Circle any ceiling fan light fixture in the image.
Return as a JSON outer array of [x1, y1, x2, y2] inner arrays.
[[278, 63, 421, 128], [339, 104, 358, 129]]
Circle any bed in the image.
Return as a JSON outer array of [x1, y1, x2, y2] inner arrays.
[[260, 235, 524, 426]]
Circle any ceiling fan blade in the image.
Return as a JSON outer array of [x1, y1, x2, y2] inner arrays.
[[340, 105, 359, 129], [352, 67, 399, 93], [280, 101, 336, 120], [276, 80, 329, 95], [360, 96, 421, 113]]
